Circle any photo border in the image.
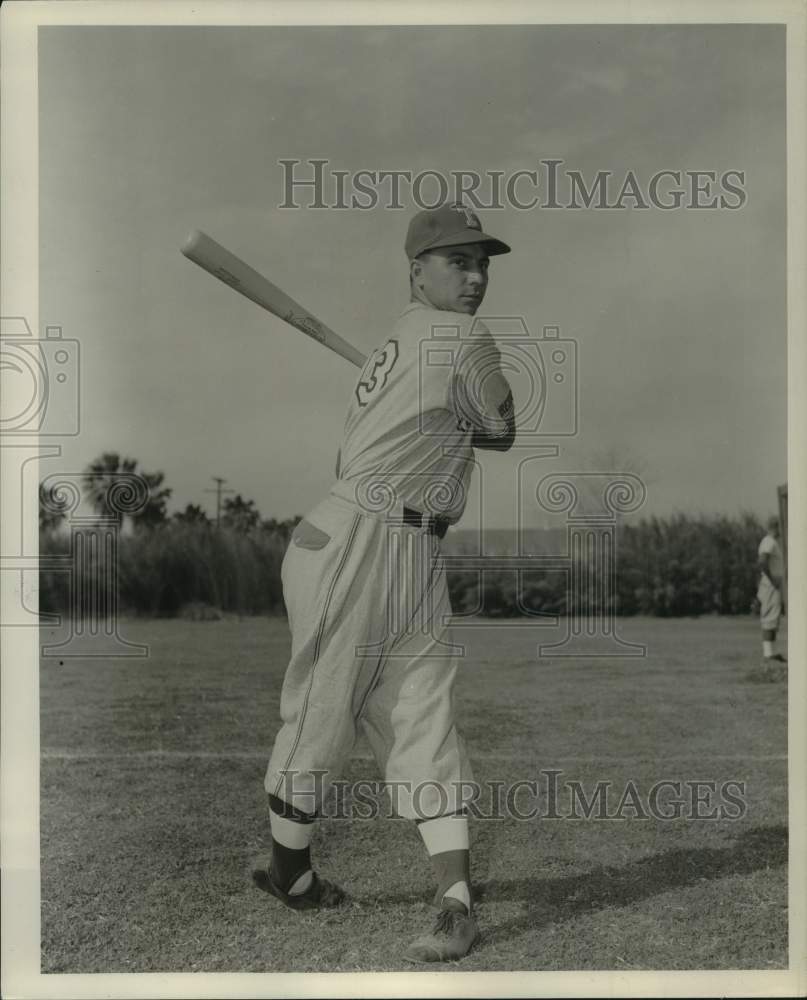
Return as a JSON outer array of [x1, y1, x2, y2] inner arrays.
[[1, 1, 804, 997]]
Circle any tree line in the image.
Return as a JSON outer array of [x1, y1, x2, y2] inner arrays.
[[39, 453, 300, 617], [39, 453, 769, 619], [447, 512, 765, 618]]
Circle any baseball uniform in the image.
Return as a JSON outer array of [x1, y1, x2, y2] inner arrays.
[[264, 305, 509, 819], [757, 532, 784, 632], [257, 203, 513, 963]]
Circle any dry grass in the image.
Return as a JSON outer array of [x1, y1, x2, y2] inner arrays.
[[40, 614, 787, 972]]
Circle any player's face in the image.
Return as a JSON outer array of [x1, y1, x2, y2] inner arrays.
[[411, 245, 490, 314]]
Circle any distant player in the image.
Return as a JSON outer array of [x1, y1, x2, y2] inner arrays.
[[757, 515, 786, 663], [254, 203, 515, 962]]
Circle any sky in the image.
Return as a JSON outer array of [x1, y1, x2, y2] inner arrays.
[[38, 24, 787, 528]]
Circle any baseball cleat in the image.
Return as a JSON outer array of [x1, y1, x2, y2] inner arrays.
[[252, 867, 346, 910], [764, 653, 787, 663], [404, 901, 480, 963]]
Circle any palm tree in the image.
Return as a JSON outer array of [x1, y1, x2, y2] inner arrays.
[[135, 469, 172, 529], [39, 480, 67, 533], [82, 452, 171, 529]]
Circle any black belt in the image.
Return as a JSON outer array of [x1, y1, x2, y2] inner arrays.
[[401, 506, 450, 539]]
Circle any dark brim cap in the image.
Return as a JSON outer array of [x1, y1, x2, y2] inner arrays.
[[405, 203, 511, 260]]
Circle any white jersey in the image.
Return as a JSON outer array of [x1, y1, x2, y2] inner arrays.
[[758, 533, 784, 580], [335, 302, 509, 523]]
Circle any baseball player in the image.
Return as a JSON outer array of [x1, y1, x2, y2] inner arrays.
[[253, 203, 515, 963], [757, 515, 786, 663]]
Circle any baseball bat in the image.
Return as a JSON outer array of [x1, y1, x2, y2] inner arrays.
[[181, 229, 366, 368]]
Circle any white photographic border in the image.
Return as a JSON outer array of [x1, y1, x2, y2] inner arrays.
[[1, 2, 804, 997]]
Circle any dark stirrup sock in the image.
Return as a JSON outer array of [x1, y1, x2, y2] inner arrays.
[[268, 793, 316, 894], [430, 848, 472, 911], [415, 813, 472, 913]]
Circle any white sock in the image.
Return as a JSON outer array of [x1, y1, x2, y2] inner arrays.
[[287, 871, 313, 895], [443, 879, 471, 912], [763, 640, 774, 658], [417, 814, 470, 854], [269, 810, 315, 850]]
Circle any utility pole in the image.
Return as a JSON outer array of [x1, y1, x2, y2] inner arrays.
[[205, 476, 234, 527]]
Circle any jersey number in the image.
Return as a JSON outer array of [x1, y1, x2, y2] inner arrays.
[[355, 340, 399, 407]]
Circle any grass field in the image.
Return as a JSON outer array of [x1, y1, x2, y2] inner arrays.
[[39, 614, 788, 973]]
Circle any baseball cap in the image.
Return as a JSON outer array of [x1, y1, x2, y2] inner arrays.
[[405, 203, 511, 259]]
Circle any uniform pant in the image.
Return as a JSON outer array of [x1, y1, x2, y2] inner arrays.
[[264, 492, 473, 820], [757, 575, 782, 632]]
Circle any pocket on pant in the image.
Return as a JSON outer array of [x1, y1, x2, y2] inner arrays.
[[291, 518, 332, 550]]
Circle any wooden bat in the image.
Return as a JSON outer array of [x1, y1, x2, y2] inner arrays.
[[181, 229, 366, 368]]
